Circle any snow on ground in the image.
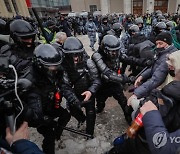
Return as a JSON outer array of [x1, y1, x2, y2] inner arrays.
[[29, 34, 131, 154]]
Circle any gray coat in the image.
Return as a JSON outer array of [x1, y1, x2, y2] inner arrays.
[[134, 45, 177, 98]]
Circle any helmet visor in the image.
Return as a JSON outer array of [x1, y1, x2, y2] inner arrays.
[[18, 34, 36, 48], [43, 64, 62, 77], [72, 53, 83, 64], [106, 49, 120, 60]]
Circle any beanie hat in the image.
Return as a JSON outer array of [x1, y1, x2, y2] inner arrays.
[[155, 31, 172, 45]]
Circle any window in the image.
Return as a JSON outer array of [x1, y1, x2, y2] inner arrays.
[[45, 0, 50, 7], [30, 0, 41, 7], [154, 1, 158, 6], [4, 0, 12, 12], [53, 0, 59, 6], [133, 0, 143, 7], [133, 2, 137, 6], [12, 0, 19, 13], [40, 0, 47, 7], [138, 2, 142, 6], [49, 0, 54, 7], [90, 5, 97, 13], [154, 0, 168, 7]]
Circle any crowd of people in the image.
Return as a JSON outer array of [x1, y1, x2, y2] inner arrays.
[[0, 10, 180, 154]]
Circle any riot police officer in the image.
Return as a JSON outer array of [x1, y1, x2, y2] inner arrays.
[[148, 21, 167, 44], [0, 19, 9, 48], [107, 22, 124, 39], [125, 24, 154, 76], [62, 37, 101, 137], [135, 17, 151, 37], [124, 14, 133, 32], [121, 24, 147, 74], [92, 35, 133, 124], [41, 20, 57, 43], [98, 15, 111, 44], [166, 20, 175, 31], [85, 15, 97, 51], [0, 19, 38, 78], [32, 44, 71, 154], [0, 19, 47, 149]]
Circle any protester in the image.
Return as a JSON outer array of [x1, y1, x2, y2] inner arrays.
[[0, 122, 44, 154]]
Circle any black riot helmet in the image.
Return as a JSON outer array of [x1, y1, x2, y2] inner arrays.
[[63, 37, 85, 67], [154, 22, 167, 35], [157, 14, 165, 22], [33, 44, 63, 78], [88, 15, 93, 21], [126, 14, 132, 23], [135, 17, 144, 30], [10, 19, 37, 48], [0, 19, 7, 34], [155, 10, 162, 17], [128, 24, 140, 36], [46, 20, 56, 31], [112, 23, 123, 37], [102, 15, 108, 24], [102, 35, 120, 61], [166, 21, 175, 31], [135, 17, 143, 25]]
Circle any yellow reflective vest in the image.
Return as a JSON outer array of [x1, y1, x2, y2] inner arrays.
[[40, 28, 56, 44]]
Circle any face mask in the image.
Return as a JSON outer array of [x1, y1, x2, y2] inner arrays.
[[168, 69, 175, 77], [139, 26, 143, 31], [156, 47, 165, 53]]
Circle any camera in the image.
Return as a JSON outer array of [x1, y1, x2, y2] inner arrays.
[[0, 54, 9, 75]]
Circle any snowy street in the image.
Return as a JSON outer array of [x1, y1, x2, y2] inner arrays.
[[29, 34, 131, 154]]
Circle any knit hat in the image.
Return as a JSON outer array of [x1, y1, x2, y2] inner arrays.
[[155, 31, 172, 45]]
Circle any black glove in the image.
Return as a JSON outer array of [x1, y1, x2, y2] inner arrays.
[[128, 76, 136, 84], [67, 93, 81, 110], [102, 70, 113, 81], [120, 53, 128, 61], [143, 59, 153, 67], [17, 78, 32, 92], [71, 99, 82, 110], [103, 70, 127, 83], [42, 115, 56, 126]]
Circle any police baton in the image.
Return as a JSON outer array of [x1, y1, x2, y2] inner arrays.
[[63, 126, 93, 139], [128, 66, 149, 92], [32, 8, 50, 44], [50, 119, 94, 139], [134, 66, 148, 81]]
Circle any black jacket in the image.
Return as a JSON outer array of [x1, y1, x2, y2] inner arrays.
[[62, 57, 101, 103]]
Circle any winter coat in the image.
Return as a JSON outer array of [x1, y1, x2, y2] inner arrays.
[[134, 45, 177, 98], [143, 110, 180, 154], [0, 139, 44, 154]]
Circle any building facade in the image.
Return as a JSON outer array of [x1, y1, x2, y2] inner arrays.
[[0, 0, 30, 18], [29, 0, 71, 17], [71, 0, 180, 15], [0, 0, 179, 18]]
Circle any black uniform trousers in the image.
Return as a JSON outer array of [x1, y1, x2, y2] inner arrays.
[[37, 107, 70, 154], [96, 82, 132, 124]]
